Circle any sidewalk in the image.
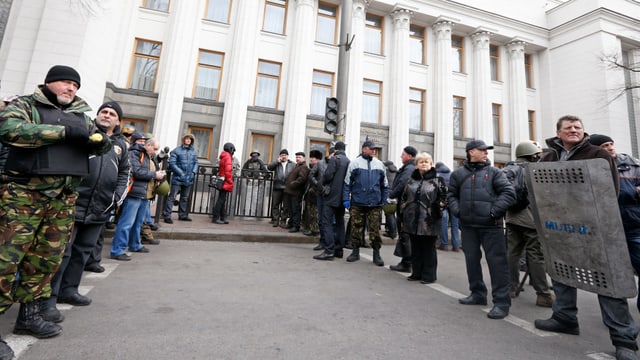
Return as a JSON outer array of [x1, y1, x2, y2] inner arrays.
[[104, 213, 395, 245]]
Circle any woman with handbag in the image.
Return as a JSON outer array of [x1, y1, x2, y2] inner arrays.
[[399, 152, 447, 284], [212, 142, 235, 224]]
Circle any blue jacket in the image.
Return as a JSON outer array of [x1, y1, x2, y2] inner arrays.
[[343, 154, 389, 207], [616, 153, 640, 237], [128, 143, 156, 199], [169, 144, 198, 186]]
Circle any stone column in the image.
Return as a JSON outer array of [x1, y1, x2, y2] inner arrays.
[[344, 0, 369, 159], [471, 30, 493, 146], [219, 1, 262, 157], [432, 20, 454, 166], [387, 8, 412, 164], [630, 48, 640, 157], [506, 40, 529, 157], [281, 0, 316, 152], [152, 0, 200, 148]]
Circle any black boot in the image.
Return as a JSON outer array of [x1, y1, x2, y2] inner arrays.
[[40, 298, 64, 323], [0, 334, 14, 360], [372, 249, 384, 266], [13, 300, 62, 338], [346, 247, 360, 262]]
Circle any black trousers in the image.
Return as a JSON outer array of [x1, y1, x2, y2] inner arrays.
[[288, 194, 302, 228], [409, 234, 437, 282]]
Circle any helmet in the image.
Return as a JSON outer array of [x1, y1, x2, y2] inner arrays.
[[223, 142, 236, 154], [515, 141, 541, 158], [155, 180, 170, 196], [382, 203, 397, 215]]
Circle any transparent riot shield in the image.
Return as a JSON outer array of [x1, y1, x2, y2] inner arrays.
[[525, 158, 637, 298]]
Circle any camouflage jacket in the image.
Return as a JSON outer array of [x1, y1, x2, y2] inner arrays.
[[0, 85, 111, 196]]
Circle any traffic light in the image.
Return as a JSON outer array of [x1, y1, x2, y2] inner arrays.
[[324, 97, 339, 134]]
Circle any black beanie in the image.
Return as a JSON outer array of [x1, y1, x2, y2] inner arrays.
[[588, 134, 614, 147], [97, 101, 123, 120], [403, 146, 417, 157], [44, 65, 81, 88], [279, 149, 289, 155]]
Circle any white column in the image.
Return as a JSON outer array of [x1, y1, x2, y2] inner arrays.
[[471, 31, 493, 146], [281, 0, 316, 153], [344, 0, 369, 159], [506, 40, 529, 157], [152, 1, 199, 148], [432, 20, 454, 166], [630, 48, 640, 157], [387, 8, 412, 164], [219, 1, 262, 157]]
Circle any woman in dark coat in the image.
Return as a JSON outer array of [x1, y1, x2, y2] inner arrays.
[[400, 152, 447, 283]]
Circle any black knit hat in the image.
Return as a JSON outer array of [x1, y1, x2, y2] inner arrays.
[[309, 150, 323, 160], [279, 149, 289, 155], [97, 101, 123, 120], [403, 146, 417, 157], [44, 65, 81, 88], [588, 134, 614, 147]]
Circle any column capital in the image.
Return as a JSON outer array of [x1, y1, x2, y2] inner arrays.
[[471, 31, 491, 49], [352, 0, 370, 19], [432, 21, 453, 41], [506, 40, 527, 58], [295, 0, 315, 8], [391, 8, 413, 30]]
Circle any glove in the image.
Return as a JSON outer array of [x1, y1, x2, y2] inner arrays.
[[86, 131, 110, 152], [343, 200, 350, 209], [65, 124, 89, 143]]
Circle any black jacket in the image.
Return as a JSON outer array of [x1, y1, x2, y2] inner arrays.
[[400, 168, 447, 236], [321, 150, 349, 207], [390, 159, 415, 200], [267, 159, 295, 190]]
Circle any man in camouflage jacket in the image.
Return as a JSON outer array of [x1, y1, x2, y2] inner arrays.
[[0, 65, 111, 358]]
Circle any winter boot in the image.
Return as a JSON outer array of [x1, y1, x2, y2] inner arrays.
[[346, 247, 360, 262], [372, 249, 384, 266], [0, 334, 14, 360], [40, 298, 64, 323], [13, 300, 62, 338]]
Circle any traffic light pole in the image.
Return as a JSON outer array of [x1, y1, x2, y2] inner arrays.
[[335, 0, 352, 140]]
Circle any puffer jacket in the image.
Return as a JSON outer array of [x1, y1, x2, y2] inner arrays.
[[616, 153, 640, 237], [127, 143, 157, 199], [267, 159, 295, 190], [74, 130, 130, 224], [400, 167, 447, 236], [447, 160, 516, 228], [322, 150, 349, 207], [169, 144, 198, 186], [389, 159, 415, 200], [218, 150, 234, 192], [343, 153, 389, 207], [284, 162, 310, 197]]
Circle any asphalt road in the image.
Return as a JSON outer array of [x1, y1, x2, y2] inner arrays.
[[1, 239, 632, 360]]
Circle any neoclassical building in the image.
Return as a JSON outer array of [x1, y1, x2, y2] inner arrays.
[[0, 0, 638, 167]]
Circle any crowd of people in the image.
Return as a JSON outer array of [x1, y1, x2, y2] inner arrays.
[[0, 65, 638, 360]]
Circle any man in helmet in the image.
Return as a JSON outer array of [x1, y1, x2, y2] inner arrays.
[[163, 134, 198, 223], [504, 141, 554, 308]]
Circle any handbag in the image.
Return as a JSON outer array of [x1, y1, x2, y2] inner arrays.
[[210, 176, 224, 190]]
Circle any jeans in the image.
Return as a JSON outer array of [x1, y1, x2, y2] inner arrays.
[[321, 204, 345, 254], [552, 280, 639, 350], [163, 183, 192, 220], [144, 203, 153, 225], [110, 197, 149, 256], [440, 209, 460, 249], [461, 226, 511, 309]]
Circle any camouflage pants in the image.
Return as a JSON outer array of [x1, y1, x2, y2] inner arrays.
[[0, 184, 76, 313], [349, 205, 382, 249]]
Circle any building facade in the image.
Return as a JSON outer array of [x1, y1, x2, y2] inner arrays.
[[0, 0, 638, 167]]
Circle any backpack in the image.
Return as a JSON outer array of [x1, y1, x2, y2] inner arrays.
[[502, 163, 529, 211]]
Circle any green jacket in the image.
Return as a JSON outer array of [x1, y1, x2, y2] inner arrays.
[[0, 85, 112, 196]]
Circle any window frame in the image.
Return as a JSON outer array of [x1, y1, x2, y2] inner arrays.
[[490, 44, 500, 81], [362, 78, 382, 124], [262, 0, 288, 35], [316, 2, 338, 45], [409, 24, 426, 65], [250, 133, 275, 162], [492, 103, 502, 142], [310, 69, 335, 116], [128, 38, 162, 92], [254, 59, 282, 109], [204, 0, 232, 23], [188, 125, 213, 160], [528, 110, 536, 140], [453, 95, 465, 137], [409, 87, 425, 131], [364, 13, 384, 55], [120, 118, 148, 133], [451, 35, 464, 73], [193, 49, 224, 101], [525, 54, 534, 88], [142, 0, 170, 12]]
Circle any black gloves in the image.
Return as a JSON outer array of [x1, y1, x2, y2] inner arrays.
[[86, 131, 110, 152], [64, 124, 89, 143]]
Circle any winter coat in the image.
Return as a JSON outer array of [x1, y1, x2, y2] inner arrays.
[[284, 162, 310, 197], [616, 153, 640, 237], [400, 168, 447, 236], [504, 159, 536, 229], [343, 154, 389, 207], [267, 159, 295, 190], [169, 144, 198, 186], [74, 131, 130, 224], [383, 161, 398, 187], [389, 159, 416, 200], [322, 150, 350, 207], [218, 150, 234, 192], [308, 159, 326, 195], [127, 143, 157, 199], [447, 160, 516, 228]]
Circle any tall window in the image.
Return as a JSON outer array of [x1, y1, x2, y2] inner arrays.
[[451, 35, 464, 73], [525, 54, 533, 88], [409, 88, 425, 130], [364, 13, 383, 55], [121, 118, 148, 133], [255, 60, 281, 108], [316, 2, 337, 44], [362, 79, 382, 124], [263, 0, 287, 34], [142, 0, 169, 12], [204, 0, 231, 23], [311, 141, 331, 157], [189, 126, 213, 160], [310, 70, 334, 116], [453, 96, 465, 137], [194, 50, 223, 100], [492, 103, 502, 142], [528, 110, 536, 140], [409, 25, 425, 64], [129, 39, 162, 91], [250, 133, 274, 162], [490, 45, 500, 81]]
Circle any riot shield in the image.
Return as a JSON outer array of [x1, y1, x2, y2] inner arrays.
[[525, 158, 637, 298]]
